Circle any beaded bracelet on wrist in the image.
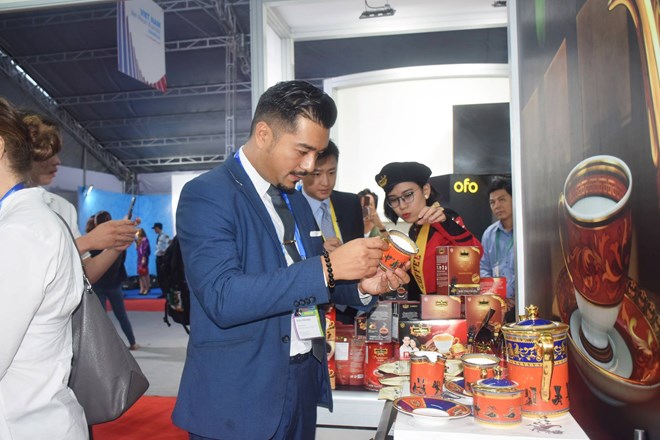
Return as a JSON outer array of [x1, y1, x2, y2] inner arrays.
[[321, 249, 336, 288]]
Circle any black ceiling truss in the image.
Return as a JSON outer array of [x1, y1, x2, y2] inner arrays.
[[0, 0, 252, 176], [0, 50, 134, 181], [14, 36, 245, 65], [0, 0, 249, 30]]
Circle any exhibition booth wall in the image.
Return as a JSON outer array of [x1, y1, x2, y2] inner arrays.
[[78, 186, 172, 277]]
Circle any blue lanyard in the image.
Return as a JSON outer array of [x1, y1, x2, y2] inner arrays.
[[279, 191, 307, 260], [234, 151, 307, 260], [0, 182, 25, 209]]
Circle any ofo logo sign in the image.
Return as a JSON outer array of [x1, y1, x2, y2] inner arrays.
[[453, 178, 479, 194]]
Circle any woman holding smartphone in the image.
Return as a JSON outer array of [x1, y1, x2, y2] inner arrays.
[[87, 211, 138, 350]]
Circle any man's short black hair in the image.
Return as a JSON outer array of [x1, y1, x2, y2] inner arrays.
[[249, 80, 337, 137], [488, 175, 512, 197], [317, 139, 339, 163]]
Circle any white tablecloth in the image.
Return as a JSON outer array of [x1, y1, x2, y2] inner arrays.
[[393, 411, 589, 440]]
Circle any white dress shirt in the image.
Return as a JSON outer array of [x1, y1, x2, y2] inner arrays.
[[238, 148, 312, 357]]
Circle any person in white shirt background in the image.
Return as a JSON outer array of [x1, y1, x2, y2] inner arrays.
[[0, 97, 88, 439]]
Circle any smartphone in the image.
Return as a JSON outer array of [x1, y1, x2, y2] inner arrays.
[[127, 196, 136, 220], [361, 196, 371, 219]]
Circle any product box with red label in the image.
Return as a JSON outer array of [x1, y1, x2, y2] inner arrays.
[[465, 294, 505, 334], [396, 319, 467, 358], [334, 323, 365, 386], [436, 246, 482, 295], [479, 277, 507, 299], [421, 294, 464, 320]]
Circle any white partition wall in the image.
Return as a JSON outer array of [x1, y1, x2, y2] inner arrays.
[[324, 64, 510, 195]]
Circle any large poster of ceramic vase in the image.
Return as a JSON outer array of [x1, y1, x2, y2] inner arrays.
[[514, 0, 659, 438]]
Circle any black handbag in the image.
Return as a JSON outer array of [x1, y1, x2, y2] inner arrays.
[[58, 215, 150, 424]]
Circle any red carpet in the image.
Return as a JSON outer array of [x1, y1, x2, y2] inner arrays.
[[93, 396, 187, 440], [121, 298, 165, 312]]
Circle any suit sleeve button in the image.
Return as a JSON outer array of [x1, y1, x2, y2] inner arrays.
[[282, 335, 290, 343], [294, 300, 300, 307], [310, 296, 316, 303]]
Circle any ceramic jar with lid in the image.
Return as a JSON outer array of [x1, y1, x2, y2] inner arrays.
[[501, 305, 570, 417], [472, 366, 524, 427]]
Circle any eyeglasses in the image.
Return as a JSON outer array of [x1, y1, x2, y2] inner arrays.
[[386, 188, 419, 208]]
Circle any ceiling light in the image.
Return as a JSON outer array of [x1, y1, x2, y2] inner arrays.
[[359, 0, 395, 19]]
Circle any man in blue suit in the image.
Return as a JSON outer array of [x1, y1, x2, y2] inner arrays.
[[173, 80, 409, 440]]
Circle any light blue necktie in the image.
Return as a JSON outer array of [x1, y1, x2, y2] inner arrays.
[[319, 203, 335, 239]]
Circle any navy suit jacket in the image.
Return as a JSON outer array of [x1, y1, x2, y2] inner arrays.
[[171, 155, 374, 439], [330, 190, 363, 242]]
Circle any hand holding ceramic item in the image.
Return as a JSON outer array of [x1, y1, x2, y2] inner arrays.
[[559, 155, 633, 366]]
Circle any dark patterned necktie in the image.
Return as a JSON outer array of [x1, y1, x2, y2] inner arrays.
[[267, 185, 302, 262], [268, 185, 325, 362]]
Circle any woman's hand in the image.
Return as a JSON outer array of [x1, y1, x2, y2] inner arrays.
[[416, 202, 446, 225]]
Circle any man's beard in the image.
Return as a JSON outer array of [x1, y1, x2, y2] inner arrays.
[[276, 183, 296, 194], [276, 171, 308, 194]]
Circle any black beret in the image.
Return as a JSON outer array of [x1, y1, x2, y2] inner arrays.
[[375, 162, 432, 193]]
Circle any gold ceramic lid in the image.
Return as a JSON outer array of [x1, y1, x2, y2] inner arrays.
[[501, 304, 569, 335]]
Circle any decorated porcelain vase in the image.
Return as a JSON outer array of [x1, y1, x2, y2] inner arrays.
[[501, 305, 570, 418]]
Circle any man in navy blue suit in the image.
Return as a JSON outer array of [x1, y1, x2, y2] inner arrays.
[[172, 80, 409, 440]]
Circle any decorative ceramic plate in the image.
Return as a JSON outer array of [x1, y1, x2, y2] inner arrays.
[[555, 267, 660, 404], [444, 377, 472, 400], [392, 396, 471, 424]]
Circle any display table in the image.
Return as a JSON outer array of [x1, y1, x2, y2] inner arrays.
[[317, 387, 385, 428], [391, 408, 589, 440]]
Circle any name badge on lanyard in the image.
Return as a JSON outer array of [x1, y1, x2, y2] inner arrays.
[[293, 307, 324, 339]]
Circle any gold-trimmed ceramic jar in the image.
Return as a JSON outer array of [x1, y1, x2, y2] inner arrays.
[[472, 366, 524, 427], [501, 305, 570, 417]]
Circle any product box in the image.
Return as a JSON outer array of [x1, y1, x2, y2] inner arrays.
[[334, 323, 365, 386], [325, 306, 336, 389], [465, 294, 505, 335], [355, 315, 367, 338], [479, 277, 507, 299], [366, 301, 394, 342], [396, 319, 467, 358], [436, 246, 482, 295], [367, 301, 421, 343], [391, 301, 421, 342], [421, 294, 464, 320], [393, 301, 421, 321]]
